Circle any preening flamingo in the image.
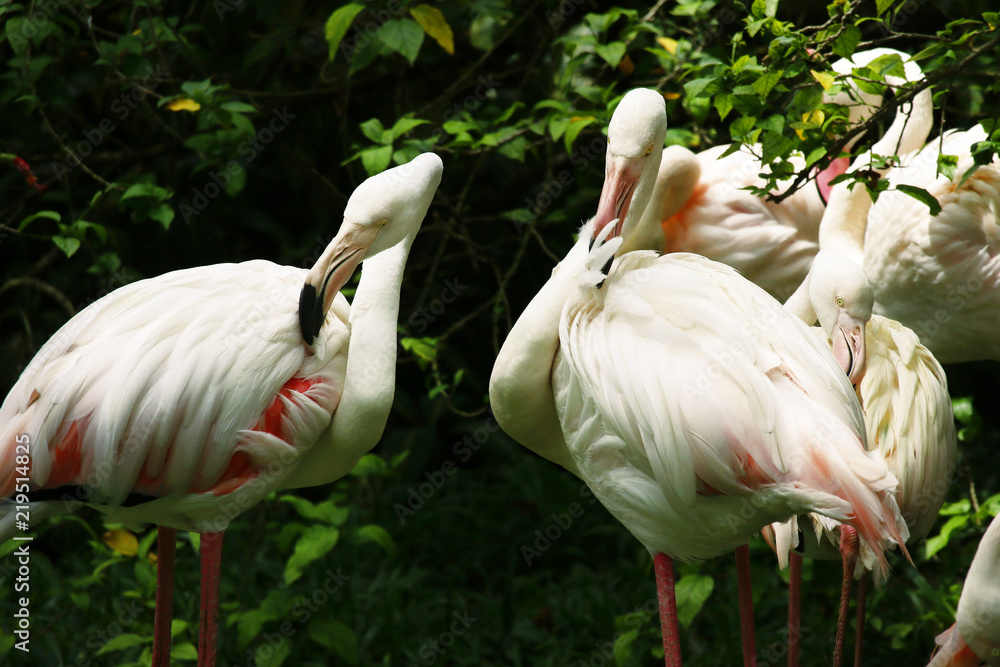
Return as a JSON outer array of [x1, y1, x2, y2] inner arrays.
[[863, 123, 1000, 363], [928, 513, 1000, 666], [640, 48, 919, 302], [774, 89, 953, 665], [0, 153, 443, 666], [495, 88, 910, 667]]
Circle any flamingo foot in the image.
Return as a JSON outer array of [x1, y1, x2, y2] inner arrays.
[[854, 575, 867, 666], [152, 526, 177, 667], [788, 551, 802, 667], [735, 544, 757, 667], [198, 531, 225, 667], [654, 552, 682, 667], [834, 526, 859, 667]]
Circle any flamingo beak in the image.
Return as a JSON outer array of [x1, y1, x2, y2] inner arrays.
[[299, 224, 378, 345], [593, 155, 644, 244], [832, 312, 867, 386]]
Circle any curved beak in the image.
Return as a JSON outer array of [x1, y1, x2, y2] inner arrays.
[[593, 155, 645, 243], [831, 312, 867, 386], [299, 224, 378, 345]]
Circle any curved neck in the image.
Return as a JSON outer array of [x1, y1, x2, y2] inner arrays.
[[488, 230, 590, 474], [618, 146, 665, 255], [784, 273, 818, 326], [286, 234, 415, 487]]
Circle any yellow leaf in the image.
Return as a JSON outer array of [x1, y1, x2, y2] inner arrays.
[[663, 91, 681, 100], [802, 109, 825, 126], [656, 37, 678, 54], [810, 69, 836, 91], [132, 29, 142, 36], [167, 98, 201, 112], [569, 116, 595, 123], [409, 4, 454, 55], [103, 529, 139, 556]]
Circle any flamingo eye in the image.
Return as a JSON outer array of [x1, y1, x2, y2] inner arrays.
[[837, 298, 844, 307], [644, 146, 653, 156], [376, 219, 388, 228]]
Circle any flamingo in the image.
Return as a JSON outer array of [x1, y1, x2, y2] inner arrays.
[[927, 513, 1000, 666], [863, 123, 1000, 363], [774, 84, 953, 666], [494, 88, 910, 667], [643, 48, 924, 302], [0, 153, 443, 666]]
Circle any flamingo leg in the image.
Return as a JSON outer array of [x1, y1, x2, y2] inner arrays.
[[854, 575, 867, 666], [152, 526, 177, 667], [653, 552, 682, 667], [834, 526, 859, 667], [788, 551, 802, 667], [198, 531, 225, 667], [735, 544, 757, 667]]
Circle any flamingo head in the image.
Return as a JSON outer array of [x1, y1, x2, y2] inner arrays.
[[808, 250, 873, 386], [299, 153, 443, 345], [593, 88, 666, 246]]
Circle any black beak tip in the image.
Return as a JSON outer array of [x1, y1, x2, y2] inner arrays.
[[298, 283, 322, 345]]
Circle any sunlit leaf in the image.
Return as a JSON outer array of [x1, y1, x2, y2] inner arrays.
[[325, 3, 365, 61], [102, 528, 139, 556], [167, 97, 201, 112], [410, 4, 454, 54]]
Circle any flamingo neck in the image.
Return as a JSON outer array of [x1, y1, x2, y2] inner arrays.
[[784, 273, 818, 326], [627, 147, 699, 255], [283, 233, 416, 488]]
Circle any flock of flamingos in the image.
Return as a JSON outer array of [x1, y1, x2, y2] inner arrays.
[[1, 47, 999, 666]]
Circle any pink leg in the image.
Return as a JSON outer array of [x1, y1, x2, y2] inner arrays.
[[854, 575, 867, 666], [654, 552, 682, 667], [735, 545, 757, 667], [788, 552, 802, 667], [152, 526, 177, 667], [198, 531, 224, 667], [834, 526, 859, 667]]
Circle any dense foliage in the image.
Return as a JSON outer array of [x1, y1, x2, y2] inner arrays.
[[1, 0, 999, 664]]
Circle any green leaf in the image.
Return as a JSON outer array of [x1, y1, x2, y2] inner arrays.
[[764, 0, 779, 18], [379, 19, 424, 66], [751, 70, 782, 98], [53, 235, 81, 257], [171, 643, 199, 661], [937, 154, 958, 180], [354, 524, 396, 557], [564, 117, 596, 153], [832, 24, 861, 59], [220, 101, 257, 113], [359, 118, 386, 143], [865, 53, 906, 79], [952, 397, 975, 424], [18, 210, 61, 230], [279, 495, 350, 525], [595, 42, 626, 67], [325, 4, 365, 61], [714, 93, 734, 121], [253, 640, 291, 667], [675, 575, 714, 628], [361, 145, 393, 176], [350, 454, 387, 477], [121, 182, 172, 202], [926, 514, 970, 559], [896, 184, 942, 216], [388, 116, 429, 141], [401, 336, 437, 362], [96, 633, 148, 655], [876, 0, 897, 16], [284, 525, 340, 585], [308, 616, 359, 665]]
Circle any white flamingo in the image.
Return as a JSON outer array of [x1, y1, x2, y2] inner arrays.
[[494, 88, 909, 667], [0, 154, 443, 667], [928, 513, 1000, 666], [864, 124, 1000, 362], [642, 48, 927, 303]]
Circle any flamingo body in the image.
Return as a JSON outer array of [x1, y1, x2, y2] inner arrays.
[[0, 260, 349, 537], [864, 126, 1000, 362], [553, 249, 908, 572]]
